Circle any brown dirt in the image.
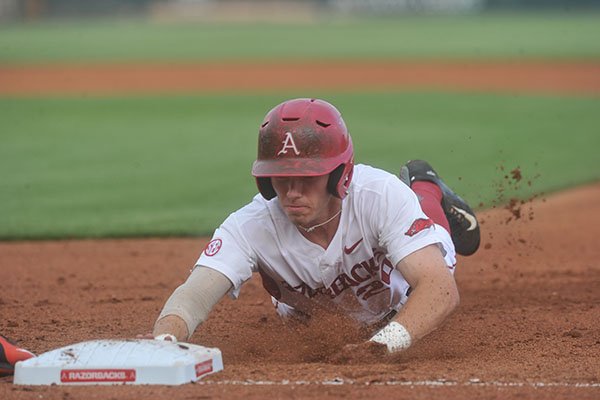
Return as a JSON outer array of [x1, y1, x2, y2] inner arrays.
[[1, 60, 600, 96], [1, 183, 599, 399]]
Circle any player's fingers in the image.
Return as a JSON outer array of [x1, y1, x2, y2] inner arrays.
[[136, 333, 154, 339]]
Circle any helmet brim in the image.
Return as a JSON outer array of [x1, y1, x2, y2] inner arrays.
[[252, 157, 341, 177]]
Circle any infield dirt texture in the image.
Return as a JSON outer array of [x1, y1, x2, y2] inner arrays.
[[1, 60, 599, 399]]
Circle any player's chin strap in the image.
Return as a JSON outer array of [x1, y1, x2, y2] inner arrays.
[[369, 322, 412, 353]]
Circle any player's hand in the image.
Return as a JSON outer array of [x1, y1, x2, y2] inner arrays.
[[369, 321, 412, 353], [136, 333, 154, 339], [135, 333, 177, 343], [154, 334, 177, 343]]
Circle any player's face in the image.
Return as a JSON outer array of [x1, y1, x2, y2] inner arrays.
[[271, 175, 336, 227]]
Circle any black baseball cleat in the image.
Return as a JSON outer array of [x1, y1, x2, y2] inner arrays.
[[399, 160, 481, 256], [0, 335, 35, 377]]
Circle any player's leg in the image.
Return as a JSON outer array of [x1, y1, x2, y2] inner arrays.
[[0, 334, 35, 376], [411, 180, 451, 233], [400, 160, 480, 256]]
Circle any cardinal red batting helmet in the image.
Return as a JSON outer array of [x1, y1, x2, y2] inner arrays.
[[251, 98, 354, 200]]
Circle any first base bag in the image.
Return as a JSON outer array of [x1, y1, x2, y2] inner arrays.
[[13, 339, 223, 385]]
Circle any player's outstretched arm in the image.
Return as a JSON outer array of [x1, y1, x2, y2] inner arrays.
[[152, 315, 190, 342], [153, 266, 232, 342], [371, 244, 459, 352]]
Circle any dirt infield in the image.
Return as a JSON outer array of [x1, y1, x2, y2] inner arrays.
[[1, 184, 599, 399], [1, 60, 600, 96]]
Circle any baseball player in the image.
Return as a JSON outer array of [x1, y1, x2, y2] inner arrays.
[[151, 98, 480, 353]]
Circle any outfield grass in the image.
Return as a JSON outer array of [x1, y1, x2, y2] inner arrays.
[[1, 13, 599, 64], [1, 93, 598, 239]]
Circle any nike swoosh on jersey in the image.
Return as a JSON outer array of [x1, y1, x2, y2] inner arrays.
[[451, 206, 478, 231], [344, 238, 364, 254]]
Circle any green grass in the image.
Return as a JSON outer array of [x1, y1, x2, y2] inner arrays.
[[1, 13, 600, 64], [1, 93, 598, 239]]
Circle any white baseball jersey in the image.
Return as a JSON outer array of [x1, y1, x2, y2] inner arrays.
[[196, 164, 456, 327]]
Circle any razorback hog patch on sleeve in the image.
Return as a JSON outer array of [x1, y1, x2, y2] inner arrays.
[[405, 218, 434, 237]]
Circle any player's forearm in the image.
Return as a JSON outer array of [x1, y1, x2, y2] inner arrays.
[[370, 268, 459, 353], [154, 266, 232, 341], [371, 244, 460, 352], [394, 273, 460, 342], [153, 314, 190, 341]]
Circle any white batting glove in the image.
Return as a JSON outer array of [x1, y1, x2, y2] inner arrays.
[[369, 321, 412, 353], [154, 333, 177, 343]]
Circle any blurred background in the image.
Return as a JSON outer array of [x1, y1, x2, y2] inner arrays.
[[0, 0, 599, 239], [2, 0, 600, 22]]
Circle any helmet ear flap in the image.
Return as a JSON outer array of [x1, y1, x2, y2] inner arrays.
[[327, 163, 353, 199], [256, 177, 277, 200]]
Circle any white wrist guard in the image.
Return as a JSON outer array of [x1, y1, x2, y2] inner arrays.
[[369, 322, 412, 353], [154, 333, 177, 343]]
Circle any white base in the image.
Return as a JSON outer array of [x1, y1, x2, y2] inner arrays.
[[13, 339, 223, 385]]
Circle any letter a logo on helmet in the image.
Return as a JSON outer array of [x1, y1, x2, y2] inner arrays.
[[277, 132, 300, 156], [252, 98, 354, 200]]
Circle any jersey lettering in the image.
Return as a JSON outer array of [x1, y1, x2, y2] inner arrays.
[[282, 281, 331, 299], [349, 263, 371, 283], [280, 250, 394, 302], [356, 280, 389, 300]]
